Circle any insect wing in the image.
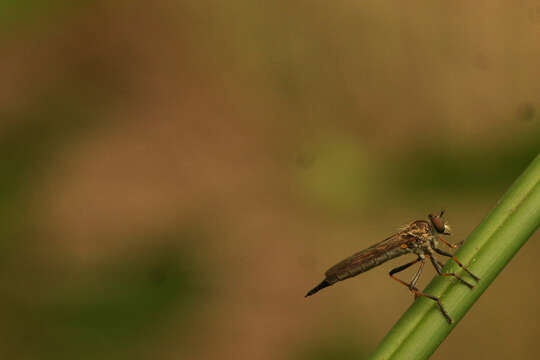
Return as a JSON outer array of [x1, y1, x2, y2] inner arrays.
[[325, 233, 409, 281]]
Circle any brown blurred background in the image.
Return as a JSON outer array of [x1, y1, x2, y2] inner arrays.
[[1, 1, 539, 359]]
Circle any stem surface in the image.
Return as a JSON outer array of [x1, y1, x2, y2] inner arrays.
[[369, 153, 540, 360]]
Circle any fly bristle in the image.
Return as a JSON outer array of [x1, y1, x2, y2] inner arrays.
[[398, 223, 410, 231]]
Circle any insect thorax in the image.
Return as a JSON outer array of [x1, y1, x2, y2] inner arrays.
[[406, 220, 437, 254]]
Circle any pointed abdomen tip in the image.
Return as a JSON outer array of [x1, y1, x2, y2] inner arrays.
[[305, 280, 331, 297]]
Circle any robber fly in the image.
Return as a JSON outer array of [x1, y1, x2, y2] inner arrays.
[[305, 211, 479, 323]]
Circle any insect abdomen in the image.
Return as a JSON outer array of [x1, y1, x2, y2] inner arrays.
[[305, 280, 331, 297], [325, 245, 408, 283]]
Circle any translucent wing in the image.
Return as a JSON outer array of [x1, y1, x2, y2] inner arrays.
[[324, 232, 413, 282]]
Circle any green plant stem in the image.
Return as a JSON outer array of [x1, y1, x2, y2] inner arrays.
[[369, 153, 540, 360]]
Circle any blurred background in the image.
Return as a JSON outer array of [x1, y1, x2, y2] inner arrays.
[[1, 1, 539, 359]]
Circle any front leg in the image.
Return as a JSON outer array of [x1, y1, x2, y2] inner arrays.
[[438, 236, 460, 249]]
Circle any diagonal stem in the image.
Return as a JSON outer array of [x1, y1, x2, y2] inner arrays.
[[369, 153, 540, 360]]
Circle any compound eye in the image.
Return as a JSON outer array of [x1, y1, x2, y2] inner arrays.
[[429, 213, 446, 233]]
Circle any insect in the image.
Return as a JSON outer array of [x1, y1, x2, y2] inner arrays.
[[305, 211, 480, 323]]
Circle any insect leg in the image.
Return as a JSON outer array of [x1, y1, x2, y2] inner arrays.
[[433, 248, 480, 281], [428, 255, 474, 289], [411, 289, 453, 323], [389, 258, 453, 324], [438, 236, 459, 249], [389, 258, 422, 291], [409, 258, 425, 291]]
